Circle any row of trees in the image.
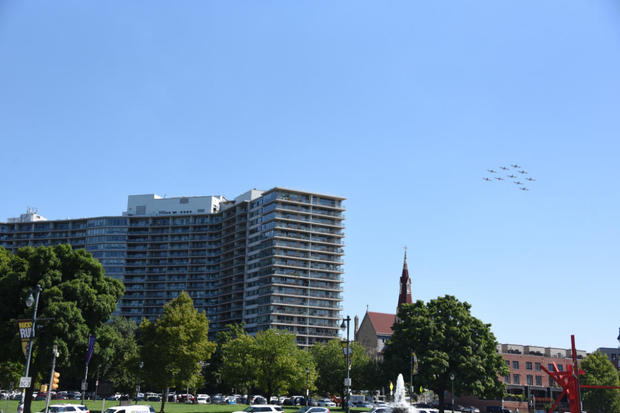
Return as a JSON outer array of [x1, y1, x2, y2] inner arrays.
[[1, 245, 618, 413]]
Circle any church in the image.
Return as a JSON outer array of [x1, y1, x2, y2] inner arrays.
[[354, 251, 412, 360]]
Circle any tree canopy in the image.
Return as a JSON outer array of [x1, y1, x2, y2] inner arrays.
[[0, 245, 124, 413], [219, 328, 315, 400], [384, 295, 508, 413], [91, 316, 141, 396], [580, 351, 620, 413], [311, 339, 378, 400], [140, 292, 216, 413]]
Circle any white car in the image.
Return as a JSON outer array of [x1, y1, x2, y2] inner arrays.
[[104, 405, 157, 413], [40, 405, 90, 413], [196, 394, 211, 404], [317, 399, 336, 408], [233, 405, 284, 413]]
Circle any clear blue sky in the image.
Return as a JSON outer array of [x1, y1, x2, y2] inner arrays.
[[1, 1, 619, 352]]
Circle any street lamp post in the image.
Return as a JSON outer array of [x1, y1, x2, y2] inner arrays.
[[21, 284, 42, 406], [449, 373, 455, 413], [135, 362, 143, 405], [340, 316, 351, 413], [305, 367, 310, 407]]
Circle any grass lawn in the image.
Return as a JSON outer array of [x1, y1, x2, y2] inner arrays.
[[0, 401, 371, 413]]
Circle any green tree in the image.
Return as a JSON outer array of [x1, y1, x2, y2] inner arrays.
[[219, 328, 315, 400], [219, 325, 257, 394], [0, 360, 23, 389], [0, 245, 124, 413], [311, 339, 373, 401], [384, 295, 508, 413], [252, 329, 315, 401], [203, 323, 246, 394], [90, 317, 141, 396], [580, 351, 620, 413], [140, 292, 216, 413]]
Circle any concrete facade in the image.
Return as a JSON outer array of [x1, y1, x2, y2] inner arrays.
[[0, 187, 345, 347]]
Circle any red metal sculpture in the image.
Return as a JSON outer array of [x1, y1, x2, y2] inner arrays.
[[540, 335, 620, 413]]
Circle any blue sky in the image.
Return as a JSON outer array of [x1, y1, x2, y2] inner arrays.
[[1, 1, 619, 352]]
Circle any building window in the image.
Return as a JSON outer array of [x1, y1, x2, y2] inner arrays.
[[505, 360, 510, 367], [548, 363, 554, 371], [527, 375, 533, 385], [525, 361, 532, 370], [504, 375, 511, 384], [512, 361, 519, 369], [535, 376, 542, 386], [535, 362, 541, 371], [557, 364, 563, 371], [513, 374, 520, 384]]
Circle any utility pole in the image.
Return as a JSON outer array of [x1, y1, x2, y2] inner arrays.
[[45, 346, 59, 413]]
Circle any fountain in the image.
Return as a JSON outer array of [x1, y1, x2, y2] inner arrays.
[[391, 374, 438, 413], [392, 374, 411, 413]]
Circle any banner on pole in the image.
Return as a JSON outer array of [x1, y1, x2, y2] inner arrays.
[[86, 334, 96, 366], [18, 320, 33, 358]]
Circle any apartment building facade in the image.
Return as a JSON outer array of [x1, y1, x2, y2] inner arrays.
[[0, 188, 345, 347]]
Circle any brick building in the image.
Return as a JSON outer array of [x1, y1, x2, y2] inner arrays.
[[497, 343, 587, 410]]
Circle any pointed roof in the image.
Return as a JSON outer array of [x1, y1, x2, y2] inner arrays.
[[398, 250, 412, 309], [367, 311, 396, 335]]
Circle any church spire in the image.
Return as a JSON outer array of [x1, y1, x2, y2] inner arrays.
[[397, 247, 412, 311]]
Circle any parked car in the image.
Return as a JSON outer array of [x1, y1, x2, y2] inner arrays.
[[251, 396, 267, 405], [317, 399, 336, 408], [368, 407, 392, 413], [177, 394, 195, 403], [233, 405, 284, 413], [41, 404, 90, 413], [352, 401, 373, 408], [212, 394, 225, 404], [292, 396, 306, 406], [196, 394, 210, 404], [295, 407, 331, 413], [104, 405, 156, 413]]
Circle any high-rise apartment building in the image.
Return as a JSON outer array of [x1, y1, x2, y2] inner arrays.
[[0, 188, 345, 347]]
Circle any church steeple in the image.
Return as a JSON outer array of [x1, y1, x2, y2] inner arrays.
[[397, 248, 412, 310]]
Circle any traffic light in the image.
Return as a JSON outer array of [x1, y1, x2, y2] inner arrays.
[[51, 371, 60, 390], [40, 384, 48, 393]]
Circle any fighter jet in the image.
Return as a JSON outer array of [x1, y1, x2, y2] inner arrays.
[[495, 177, 504, 181], [487, 169, 497, 173], [511, 164, 520, 168], [514, 181, 523, 185], [520, 187, 529, 191], [526, 177, 536, 182], [482, 177, 493, 182], [507, 174, 517, 179], [518, 170, 528, 174], [500, 166, 509, 170]]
